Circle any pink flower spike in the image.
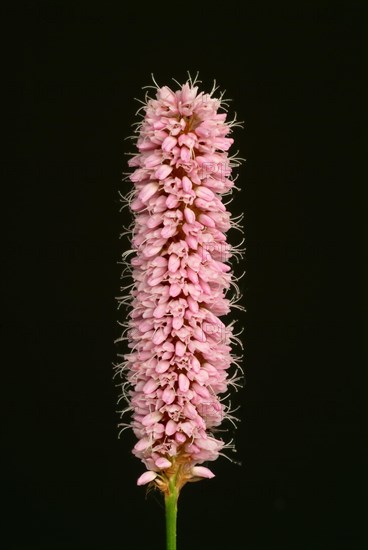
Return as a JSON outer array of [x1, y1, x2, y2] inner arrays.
[[118, 75, 244, 510], [137, 471, 158, 486]]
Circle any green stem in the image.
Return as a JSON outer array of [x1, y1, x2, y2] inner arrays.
[[165, 477, 178, 550]]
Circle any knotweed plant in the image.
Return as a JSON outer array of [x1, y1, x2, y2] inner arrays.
[[115, 73, 245, 550]]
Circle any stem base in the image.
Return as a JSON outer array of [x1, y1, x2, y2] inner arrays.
[[165, 477, 178, 550]]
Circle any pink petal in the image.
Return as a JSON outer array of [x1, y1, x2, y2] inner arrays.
[[162, 136, 177, 152], [195, 369, 209, 384], [198, 213, 216, 228], [137, 471, 158, 486], [172, 316, 184, 330], [166, 194, 180, 209], [191, 355, 201, 372], [187, 267, 199, 284], [151, 266, 166, 279], [143, 244, 163, 258], [142, 379, 159, 395], [196, 437, 219, 451], [138, 319, 153, 332], [178, 133, 196, 148], [185, 442, 200, 454], [161, 224, 177, 238], [175, 432, 187, 443], [138, 182, 159, 203], [155, 360, 170, 374], [180, 146, 191, 162], [155, 164, 173, 180], [152, 328, 166, 345], [184, 207, 196, 224], [168, 254, 181, 273], [187, 295, 199, 313], [193, 327, 205, 342], [196, 186, 215, 201], [180, 421, 194, 436], [191, 466, 215, 479], [163, 341, 175, 352], [178, 373, 190, 392], [144, 153, 162, 168], [165, 419, 178, 436], [186, 235, 198, 250], [199, 278, 211, 294], [157, 86, 176, 105], [147, 214, 163, 228], [162, 387, 176, 404], [134, 438, 151, 452], [184, 402, 197, 419], [155, 457, 172, 469], [175, 341, 186, 357], [169, 283, 182, 297], [153, 423, 165, 435], [153, 304, 167, 318], [130, 197, 144, 211], [151, 256, 168, 267], [142, 410, 163, 426], [192, 381, 210, 399], [182, 176, 192, 192]]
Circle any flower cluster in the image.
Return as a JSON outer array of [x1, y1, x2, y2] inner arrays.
[[117, 77, 243, 491]]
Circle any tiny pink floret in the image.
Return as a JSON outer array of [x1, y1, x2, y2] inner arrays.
[[137, 471, 158, 486], [191, 466, 215, 479]]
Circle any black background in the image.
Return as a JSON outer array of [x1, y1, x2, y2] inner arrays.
[[3, 1, 367, 549]]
